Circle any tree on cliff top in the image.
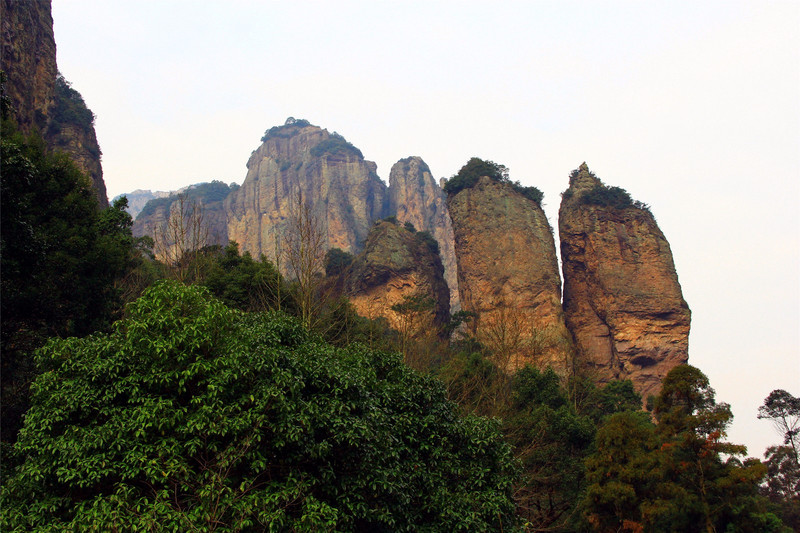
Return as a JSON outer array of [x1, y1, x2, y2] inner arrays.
[[443, 157, 543, 204], [1, 281, 518, 531]]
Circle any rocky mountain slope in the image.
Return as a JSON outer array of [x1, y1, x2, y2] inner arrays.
[[343, 220, 450, 336], [1, 0, 107, 206], [446, 169, 573, 374], [559, 163, 690, 399]]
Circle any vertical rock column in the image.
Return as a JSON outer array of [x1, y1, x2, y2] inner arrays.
[[559, 163, 690, 400], [446, 175, 572, 374], [388, 157, 460, 311]]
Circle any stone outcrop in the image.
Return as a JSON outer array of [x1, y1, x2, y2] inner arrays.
[[1, 0, 107, 206], [559, 163, 690, 400], [389, 157, 459, 311], [132, 182, 234, 258], [446, 175, 572, 374], [343, 220, 450, 337], [225, 121, 388, 261]]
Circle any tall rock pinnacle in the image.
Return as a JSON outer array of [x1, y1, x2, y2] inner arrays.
[[225, 120, 388, 261], [388, 157, 459, 311], [445, 161, 573, 374], [559, 163, 690, 400]]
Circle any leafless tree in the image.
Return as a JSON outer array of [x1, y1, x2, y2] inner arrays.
[[282, 190, 329, 330], [152, 193, 208, 283]]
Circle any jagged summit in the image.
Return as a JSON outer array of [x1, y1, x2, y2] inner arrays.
[[559, 164, 690, 400]]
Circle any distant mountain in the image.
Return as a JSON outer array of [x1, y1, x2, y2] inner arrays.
[[113, 189, 177, 219]]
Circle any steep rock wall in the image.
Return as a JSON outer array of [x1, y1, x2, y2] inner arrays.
[[225, 122, 388, 262], [559, 163, 690, 400], [1, 0, 107, 206], [388, 157, 459, 311], [447, 176, 572, 373]]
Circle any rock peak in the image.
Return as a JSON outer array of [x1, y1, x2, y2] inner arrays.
[[566, 162, 602, 194]]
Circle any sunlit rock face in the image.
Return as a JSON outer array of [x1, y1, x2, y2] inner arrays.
[[388, 157, 459, 312], [447, 175, 573, 374], [343, 220, 450, 336], [559, 163, 690, 400], [225, 122, 388, 261], [1, 0, 108, 206]]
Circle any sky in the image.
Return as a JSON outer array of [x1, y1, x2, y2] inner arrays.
[[51, 0, 799, 457]]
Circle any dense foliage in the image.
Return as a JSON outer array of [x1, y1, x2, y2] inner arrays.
[[443, 157, 543, 205], [1, 282, 518, 531], [582, 365, 783, 532], [0, 118, 137, 443], [324, 247, 354, 277]]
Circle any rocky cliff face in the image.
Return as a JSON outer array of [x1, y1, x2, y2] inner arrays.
[[0, 0, 55, 134], [225, 121, 388, 261], [1, 0, 107, 206], [389, 157, 459, 311], [447, 175, 572, 374], [132, 182, 234, 258], [559, 163, 690, 400], [344, 220, 450, 336]]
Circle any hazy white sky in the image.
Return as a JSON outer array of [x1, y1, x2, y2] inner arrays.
[[52, 0, 799, 456]]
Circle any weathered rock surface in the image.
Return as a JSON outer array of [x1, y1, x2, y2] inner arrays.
[[132, 182, 234, 259], [559, 163, 690, 400], [389, 157, 459, 311], [447, 175, 572, 373], [1, 0, 107, 206], [344, 220, 450, 335], [225, 121, 388, 262], [1, 0, 55, 134]]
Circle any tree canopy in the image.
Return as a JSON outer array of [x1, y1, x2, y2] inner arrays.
[[1, 281, 518, 532]]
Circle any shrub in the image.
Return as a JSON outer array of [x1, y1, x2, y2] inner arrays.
[[261, 118, 313, 142], [309, 132, 363, 159], [443, 157, 544, 205], [324, 247, 354, 277]]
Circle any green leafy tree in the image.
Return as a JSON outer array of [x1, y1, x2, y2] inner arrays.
[[507, 367, 596, 531], [1, 121, 136, 444], [1, 281, 518, 532], [583, 365, 785, 533], [759, 389, 800, 529], [201, 241, 293, 313]]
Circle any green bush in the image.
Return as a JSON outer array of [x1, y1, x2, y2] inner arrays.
[[443, 157, 544, 205], [309, 132, 363, 159], [324, 247, 354, 277], [1, 282, 518, 532]]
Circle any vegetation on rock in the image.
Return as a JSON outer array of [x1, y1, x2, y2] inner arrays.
[[443, 157, 544, 205]]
